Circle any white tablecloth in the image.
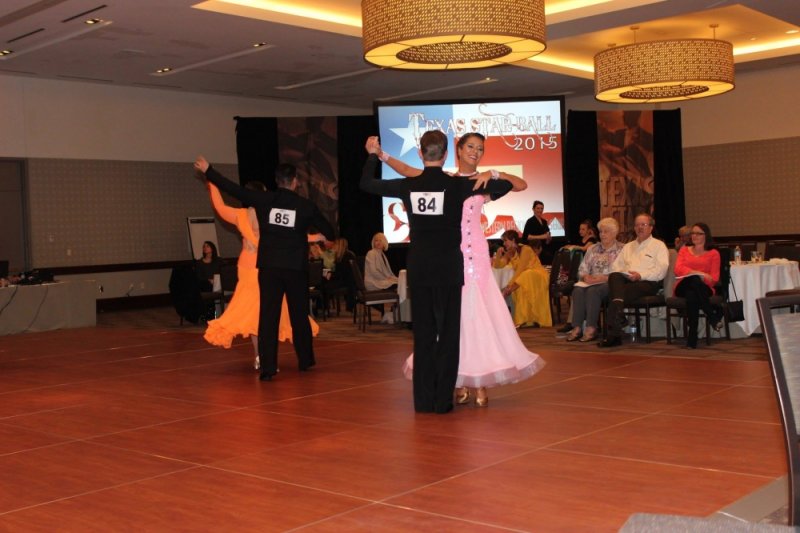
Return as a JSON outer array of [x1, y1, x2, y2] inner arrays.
[[729, 261, 800, 336]]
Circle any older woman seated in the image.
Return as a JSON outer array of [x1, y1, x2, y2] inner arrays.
[[565, 217, 624, 342], [493, 230, 551, 328]]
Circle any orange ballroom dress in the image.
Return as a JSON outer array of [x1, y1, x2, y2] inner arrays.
[[203, 184, 319, 348]]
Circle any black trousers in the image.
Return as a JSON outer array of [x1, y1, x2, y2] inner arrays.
[[675, 276, 715, 346], [258, 268, 314, 377], [605, 272, 661, 337], [410, 285, 462, 414]]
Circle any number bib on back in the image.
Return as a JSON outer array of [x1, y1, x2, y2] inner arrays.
[[269, 208, 296, 228], [410, 192, 444, 215]]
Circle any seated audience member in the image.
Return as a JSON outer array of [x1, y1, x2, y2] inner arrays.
[[308, 242, 323, 262], [364, 232, 398, 323], [565, 218, 623, 342], [493, 230, 549, 328], [320, 240, 336, 271], [195, 240, 222, 292], [364, 232, 398, 290], [564, 219, 598, 252], [599, 213, 669, 347], [324, 237, 357, 312], [674, 225, 691, 250], [673, 222, 722, 349]]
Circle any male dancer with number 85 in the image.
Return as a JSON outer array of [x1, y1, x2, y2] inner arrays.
[[194, 156, 335, 381]]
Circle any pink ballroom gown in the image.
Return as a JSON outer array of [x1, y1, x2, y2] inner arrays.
[[403, 194, 545, 388]]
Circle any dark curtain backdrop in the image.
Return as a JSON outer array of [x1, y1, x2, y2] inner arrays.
[[336, 115, 383, 257], [235, 117, 279, 189], [234, 115, 383, 257], [652, 109, 686, 244], [563, 109, 684, 244], [563, 110, 601, 244]]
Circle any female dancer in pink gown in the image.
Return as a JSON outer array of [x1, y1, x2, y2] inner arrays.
[[372, 133, 545, 406]]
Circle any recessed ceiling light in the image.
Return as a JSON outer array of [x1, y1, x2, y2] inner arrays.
[[0, 20, 112, 61], [85, 18, 103, 24], [0, 50, 13, 56], [151, 43, 274, 76]]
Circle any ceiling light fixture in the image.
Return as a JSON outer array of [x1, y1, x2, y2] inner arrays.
[[594, 25, 734, 103], [151, 42, 274, 76], [361, 0, 546, 70]]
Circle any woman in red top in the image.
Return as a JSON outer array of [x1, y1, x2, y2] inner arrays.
[[673, 222, 722, 349]]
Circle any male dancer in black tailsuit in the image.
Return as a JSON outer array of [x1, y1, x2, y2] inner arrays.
[[194, 156, 335, 381], [360, 131, 511, 413]]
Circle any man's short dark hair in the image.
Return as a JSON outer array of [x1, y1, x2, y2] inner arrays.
[[419, 130, 447, 162], [275, 164, 297, 187]]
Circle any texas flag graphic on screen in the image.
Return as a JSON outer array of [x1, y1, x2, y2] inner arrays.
[[376, 99, 564, 244]]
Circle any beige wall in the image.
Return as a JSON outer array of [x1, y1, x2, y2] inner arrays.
[[0, 74, 364, 297], [0, 75, 364, 163]]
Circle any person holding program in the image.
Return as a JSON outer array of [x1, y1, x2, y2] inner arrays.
[[673, 222, 722, 349], [564, 217, 623, 342]]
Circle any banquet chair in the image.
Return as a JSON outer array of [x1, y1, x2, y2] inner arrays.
[[170, 265, 223, 325], [765, 289, 800, 314], [349, 258, 399, 332], [612, 248, 677, 343], [219, 262, 238, 305], [548, 249, 571, 324], [757, 292, 800, 526], [766, 244, 800, 262], [307, 259, 326, 321], [665, 247, 732, 345]]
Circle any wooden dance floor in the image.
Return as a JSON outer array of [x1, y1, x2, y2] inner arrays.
[[0, 308, 787, 531]]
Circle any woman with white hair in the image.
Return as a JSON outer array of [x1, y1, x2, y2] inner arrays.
[[364, 232, 398, 323], [565, 217, 624, 342]]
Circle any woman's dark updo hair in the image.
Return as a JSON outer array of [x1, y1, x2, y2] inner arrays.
[[456, 132, 485, 150], [692, 222, 715, 250]]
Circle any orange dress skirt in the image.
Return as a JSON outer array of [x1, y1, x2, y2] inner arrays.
[[203, 209, 319, 348]]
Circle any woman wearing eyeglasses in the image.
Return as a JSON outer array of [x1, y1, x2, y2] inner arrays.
[[673, 222, 722, 349]]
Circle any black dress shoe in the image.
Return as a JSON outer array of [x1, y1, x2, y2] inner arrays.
[[598, 337, 622, 348], [556, 323, 573, 333], [259, 373, 273, 381]]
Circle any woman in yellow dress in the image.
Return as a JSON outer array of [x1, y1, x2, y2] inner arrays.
[[202, 181, 319, 370], [493, 230, 552, 328]]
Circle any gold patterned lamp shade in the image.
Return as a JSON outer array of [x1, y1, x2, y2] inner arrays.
[[594, 38, 735, 103], [361, 0, 546, 70]]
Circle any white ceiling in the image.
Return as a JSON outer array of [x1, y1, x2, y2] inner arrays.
[[0, 0, 798, 110]]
